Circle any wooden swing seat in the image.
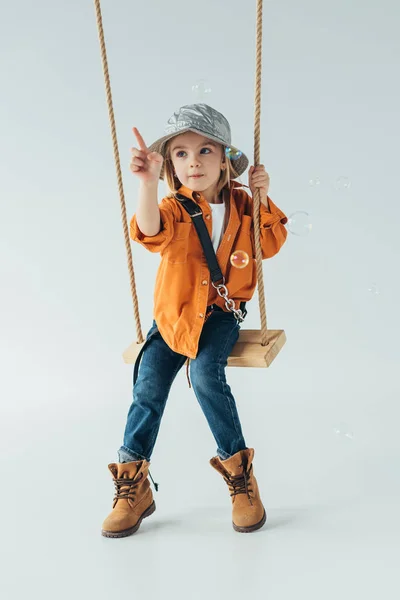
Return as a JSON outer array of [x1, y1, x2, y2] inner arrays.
[[122, 328, 286, 368]]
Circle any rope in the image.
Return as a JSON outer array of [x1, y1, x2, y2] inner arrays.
[[94, 0, 268, 348], [253, 0, 269, 345], [93, 0, 144, 344]]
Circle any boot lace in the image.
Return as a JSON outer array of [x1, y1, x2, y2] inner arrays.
[[113, 470, 159, 508], [224, 463, 254, 505], [112, 472, 144, 508]]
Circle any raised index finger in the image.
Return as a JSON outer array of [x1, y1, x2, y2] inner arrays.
[[132, 127, 148, 152]]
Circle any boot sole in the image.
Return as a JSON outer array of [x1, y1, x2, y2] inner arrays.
[[233, 508, 267, 533], [101, 500, 156, 538]]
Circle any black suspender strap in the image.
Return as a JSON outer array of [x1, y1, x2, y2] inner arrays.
[[174, 193, 247, 318], [175, 193, 224, 284]]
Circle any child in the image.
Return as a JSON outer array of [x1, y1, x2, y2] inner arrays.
[[101, 103, 287, 538]]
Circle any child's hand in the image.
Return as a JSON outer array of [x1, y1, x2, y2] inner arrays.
[[249, 164, 270, 198], [130, 127, 164, 184]]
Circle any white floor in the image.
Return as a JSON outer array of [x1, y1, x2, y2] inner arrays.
[[1, 372, 398, 600]]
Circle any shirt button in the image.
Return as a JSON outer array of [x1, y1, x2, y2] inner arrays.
[[205, 214, 211, 220], [202, 280, 208, 285], [199, 312, 204, 318]]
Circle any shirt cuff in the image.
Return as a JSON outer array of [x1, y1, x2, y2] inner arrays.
[[260, 196, 288, 228]]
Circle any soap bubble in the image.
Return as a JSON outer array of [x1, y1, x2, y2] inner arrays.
[[309, 177, 321, 187], [225, 146, 243, 161], [230, 250, 250, 269], [368, 283, 380, 295], [191, 79, 212, 101], [334, 176, 351, 191], [333, 421, 354, 440], [287, 211, 312, 236]]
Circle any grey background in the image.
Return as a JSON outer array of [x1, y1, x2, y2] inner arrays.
[[1, 0, 399, 598]]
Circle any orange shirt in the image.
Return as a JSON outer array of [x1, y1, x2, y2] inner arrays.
[[130, 180, 288, 359]]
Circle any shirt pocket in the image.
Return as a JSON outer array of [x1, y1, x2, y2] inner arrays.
[[237, 214, 254, 258], [241, 214, 252, 231], [165, 221, 192, 264]]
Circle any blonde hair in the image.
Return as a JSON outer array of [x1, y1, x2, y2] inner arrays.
[[163, 139, 241, 199]]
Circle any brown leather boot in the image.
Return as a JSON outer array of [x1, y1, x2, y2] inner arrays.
[[101, 459, 156, 538], [210, 448, 266, 533]]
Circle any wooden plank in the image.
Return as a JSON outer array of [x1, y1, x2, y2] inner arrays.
[[227, 329, 286, 367], [123, 329, 286, 368], [123, 341, 145, 365]]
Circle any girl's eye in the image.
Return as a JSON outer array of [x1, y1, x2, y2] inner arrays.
[[176, 147, 211, 158]]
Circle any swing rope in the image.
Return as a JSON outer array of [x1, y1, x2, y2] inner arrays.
[[93, 0, 269, 347], [252, 0, 269, 343], [93, 0, 144, 344]]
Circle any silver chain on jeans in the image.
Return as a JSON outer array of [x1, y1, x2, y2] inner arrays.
[[211, 277, 245, 323]]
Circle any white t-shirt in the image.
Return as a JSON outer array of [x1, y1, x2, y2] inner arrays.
[[210, 202, 226, 253]]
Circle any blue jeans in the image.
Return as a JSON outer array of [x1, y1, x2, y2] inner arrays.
[[118, 308, 248, 463]]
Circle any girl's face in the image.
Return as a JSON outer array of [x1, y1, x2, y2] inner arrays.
[[169, 131, 225, 191]]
